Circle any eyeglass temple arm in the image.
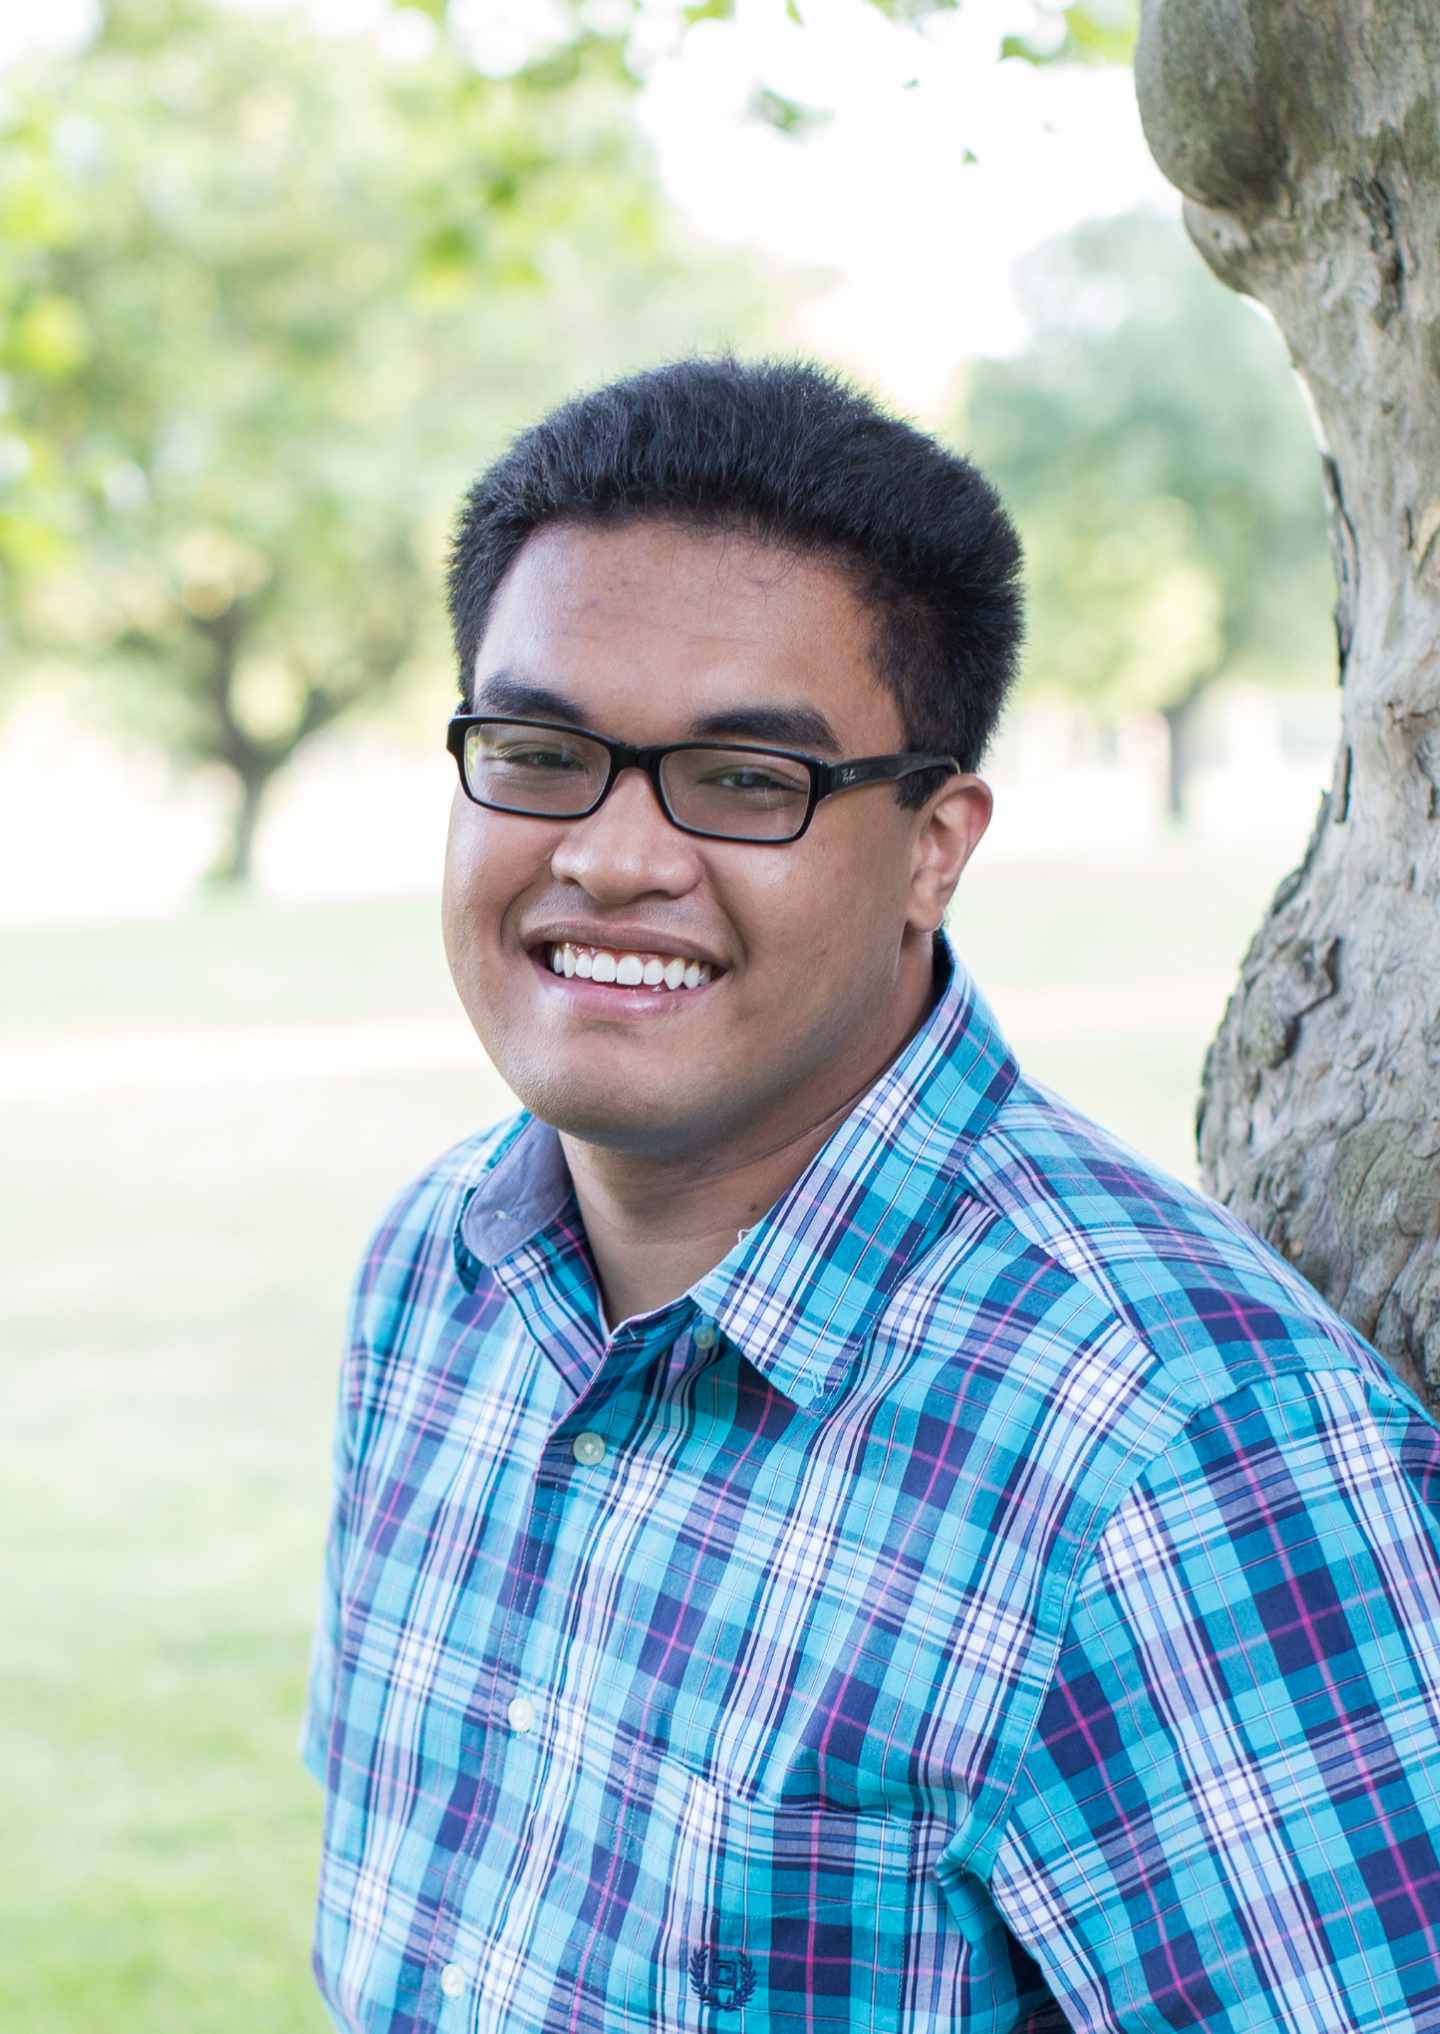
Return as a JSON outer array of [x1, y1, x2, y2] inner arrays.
[[822, 753, 959, 791]]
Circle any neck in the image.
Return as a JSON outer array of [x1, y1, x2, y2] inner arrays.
[[561, 1105, 849, 1336], [561, 945, 943, 1332]]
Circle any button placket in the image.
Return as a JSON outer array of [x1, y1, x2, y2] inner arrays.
[[423, 1346, 640, 1979], [536, 1328, 646, 1465], [421, 1326, 676, 2005], [419, 1460, 562, 1991]]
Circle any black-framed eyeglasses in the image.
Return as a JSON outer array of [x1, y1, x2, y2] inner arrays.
[[446, 714, 960, 845]]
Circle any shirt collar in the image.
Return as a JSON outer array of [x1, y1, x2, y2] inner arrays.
[[455, 927, 1017, 1413]]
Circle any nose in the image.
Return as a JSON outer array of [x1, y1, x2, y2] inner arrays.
[[548, 763, 701, 904]]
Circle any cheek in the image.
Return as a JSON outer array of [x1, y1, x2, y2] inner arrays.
[[441, 810, 483, 960], [441, 807, 530, 971], [723, 840, 874, 981]]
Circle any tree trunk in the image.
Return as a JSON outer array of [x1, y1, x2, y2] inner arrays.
[[206, 765, 270, 890], [1160, 671, 1216, 823], [1135, 0, 1440, 1405]]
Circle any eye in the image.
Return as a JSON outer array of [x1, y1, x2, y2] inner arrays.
[[492, 744, 588, 771], [703, 766, 807, 796]]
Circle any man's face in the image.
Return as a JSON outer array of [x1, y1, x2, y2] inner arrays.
[[442, 519, 989, 1164]]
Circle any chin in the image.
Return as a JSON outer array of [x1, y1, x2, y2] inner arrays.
[[504, 1062, 700, 1154]]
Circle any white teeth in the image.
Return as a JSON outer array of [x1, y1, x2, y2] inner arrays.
[[547, 942, 717, 991]]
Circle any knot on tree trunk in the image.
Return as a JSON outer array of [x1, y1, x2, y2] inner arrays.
[[1135, 0, 1286, 213], [1234, 935, 1340, 1074]]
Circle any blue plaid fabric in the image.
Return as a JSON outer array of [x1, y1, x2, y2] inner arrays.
[[301, 928, 1440, 2031]]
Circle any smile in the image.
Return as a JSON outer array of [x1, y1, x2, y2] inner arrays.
[[544, 941, 715, 991]]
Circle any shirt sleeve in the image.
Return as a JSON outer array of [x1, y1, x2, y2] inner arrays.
[[298, 1312, 358, 1789], [987, 1364, 1440, 2032]]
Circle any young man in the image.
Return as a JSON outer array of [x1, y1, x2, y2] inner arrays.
[[301, 357, 1440, 2033]]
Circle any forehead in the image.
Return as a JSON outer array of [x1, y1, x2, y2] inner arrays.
[[473, 519, 900, 745]]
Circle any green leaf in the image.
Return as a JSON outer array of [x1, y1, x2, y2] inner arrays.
[[865, 0, 960, 18], [1002, 2, 1137, 67], [1063, 4, 1138, 62], [420, 221, 476, 276], [12, 296, 91, 378], [745, 86, 831, 136]]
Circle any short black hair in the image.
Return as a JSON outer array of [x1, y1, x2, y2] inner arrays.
[[446, 355, 1024, 805]]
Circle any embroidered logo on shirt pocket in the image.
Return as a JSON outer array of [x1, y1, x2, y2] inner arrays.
[[687, 1945, 757, 2010], [623, 1752, 919, 2029]]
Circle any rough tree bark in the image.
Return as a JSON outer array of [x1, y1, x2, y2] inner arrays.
[[1135, 0, 1440, 1403]]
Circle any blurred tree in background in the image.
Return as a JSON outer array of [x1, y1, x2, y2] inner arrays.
[[0, 0, 776, 885], [966, 209, 1333, 818], [17, 0, 1304, 894]]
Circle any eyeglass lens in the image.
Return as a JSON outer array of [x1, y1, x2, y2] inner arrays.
[[461, 722, 813, 841]]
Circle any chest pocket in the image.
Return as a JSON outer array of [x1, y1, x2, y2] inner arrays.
[[608, 1750, 920, 2031]]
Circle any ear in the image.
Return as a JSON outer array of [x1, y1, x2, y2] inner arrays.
[[905, 773, 992, 933]]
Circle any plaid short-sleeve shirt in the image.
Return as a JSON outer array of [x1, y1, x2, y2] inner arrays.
[[301, 929, 1440, 2032]]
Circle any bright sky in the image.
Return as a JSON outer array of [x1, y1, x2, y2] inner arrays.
[[634, 0, 1176, 412], [3, 0, 1176, 419]]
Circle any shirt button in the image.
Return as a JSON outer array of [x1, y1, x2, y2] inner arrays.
[[572, 1430, 606, 1465], [507, 1695, 536, 1733], [694, 1320, 717, 1351], [439, 1963, 465, 1998]]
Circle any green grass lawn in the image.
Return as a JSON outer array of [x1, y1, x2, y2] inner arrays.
[[2, 834, 1298, 2032]]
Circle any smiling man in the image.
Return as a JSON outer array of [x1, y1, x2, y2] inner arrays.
[[302, 358, 1440, 2034]]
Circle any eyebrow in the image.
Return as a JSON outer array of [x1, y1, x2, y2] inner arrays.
[[470, 673, 844, 756]]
